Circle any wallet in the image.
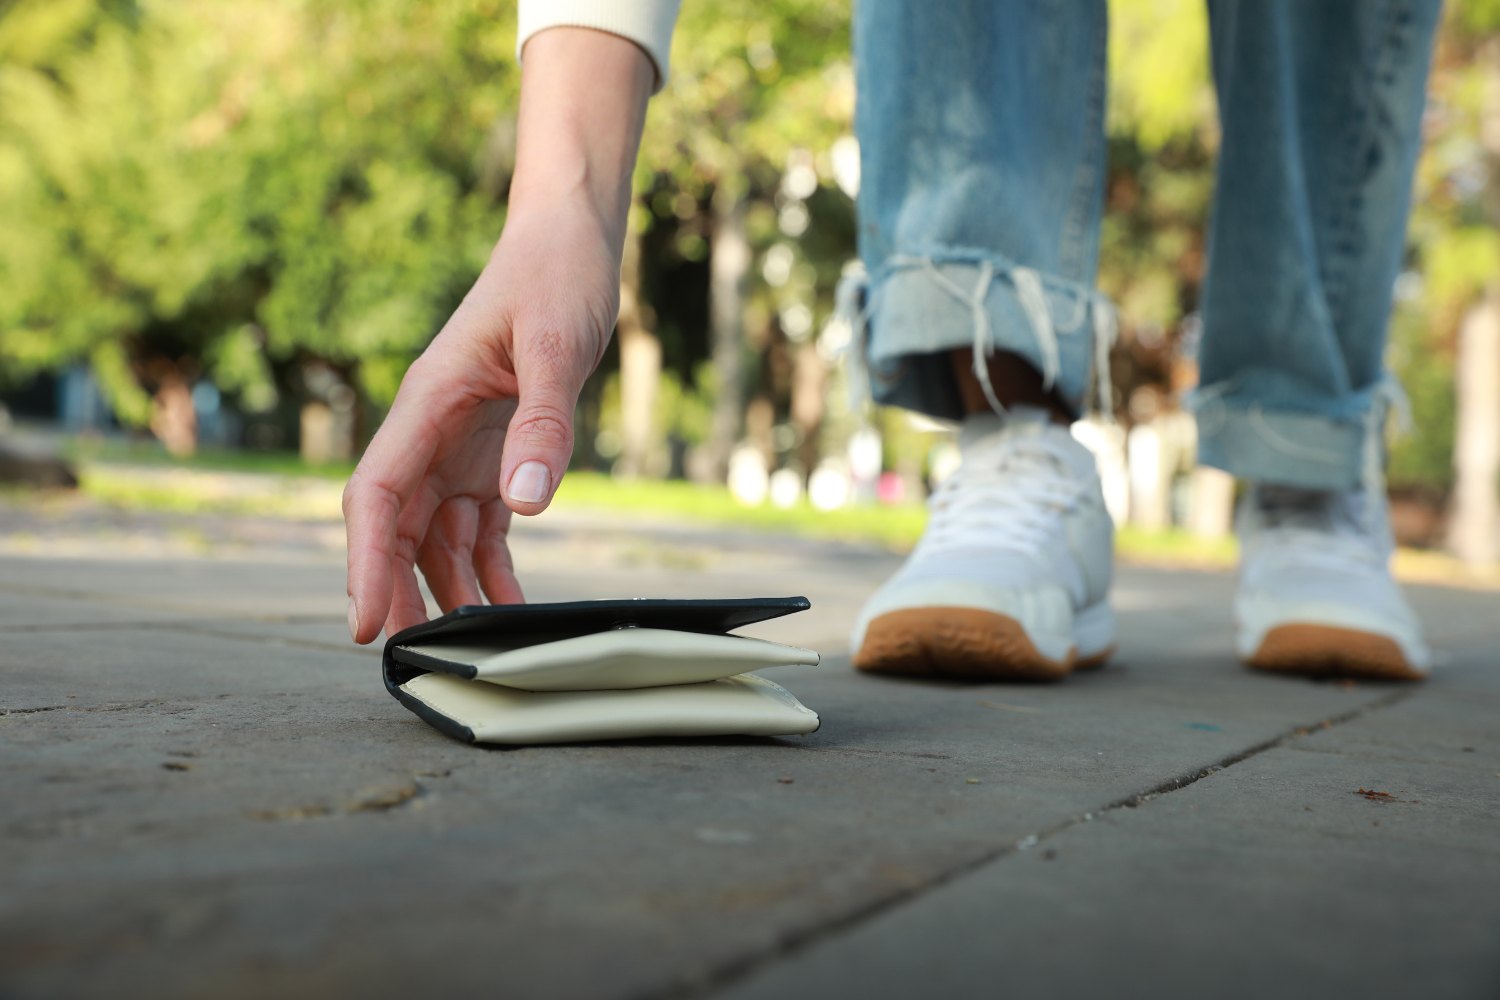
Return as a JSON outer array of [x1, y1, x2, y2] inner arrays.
[[383, 597, 821, 745]]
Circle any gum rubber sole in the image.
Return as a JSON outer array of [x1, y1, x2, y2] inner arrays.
[[1245, 623, 1426, 681], [853, 607, 1077, 681]]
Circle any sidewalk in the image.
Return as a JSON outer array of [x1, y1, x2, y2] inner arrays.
[[3, 500, 1497, 999]]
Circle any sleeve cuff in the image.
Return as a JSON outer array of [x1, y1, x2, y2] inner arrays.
[[517, 0, 683, 93]]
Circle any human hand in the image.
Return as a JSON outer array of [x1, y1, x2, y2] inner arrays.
[[341, 199, 619, 643], [340, 25, 653, 643]]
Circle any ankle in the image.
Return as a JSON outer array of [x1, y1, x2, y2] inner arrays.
[[949, 349, 1073, 425]]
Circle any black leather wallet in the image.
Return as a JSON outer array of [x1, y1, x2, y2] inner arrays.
[[383, 597, 819, 745]]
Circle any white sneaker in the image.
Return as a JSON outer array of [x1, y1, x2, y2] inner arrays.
[[1235, 482, 1430, 680], [851, 409, 1115, 680]]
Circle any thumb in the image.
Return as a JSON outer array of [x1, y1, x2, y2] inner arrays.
[[500, 331, 590, 516]]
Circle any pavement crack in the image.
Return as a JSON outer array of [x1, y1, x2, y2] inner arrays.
[[1081, 690, 1410, 816], [253, 775, 439, 823], [650, 687, 1415, 1000], [167, 624, 369, 657], [2, 699, 192, 716], [348, 780, 422, 813], [0, 614, 346, 635], [793, 746, 953, 761]]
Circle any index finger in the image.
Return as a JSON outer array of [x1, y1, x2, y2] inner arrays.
[[343, 371, 447, 644]]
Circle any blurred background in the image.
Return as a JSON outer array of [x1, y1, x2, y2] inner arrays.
[[2, 0, 1498, 574]]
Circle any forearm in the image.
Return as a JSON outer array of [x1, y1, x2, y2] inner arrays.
[[509, 28, 655, 255]]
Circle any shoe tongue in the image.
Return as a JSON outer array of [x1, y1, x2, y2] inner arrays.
[[1246, 485, 1391, 562], [1255, 484, 1346, 520], [958, 408, 1094, 479], [1252, 484, 1391, 547], [957, 405, 1051, 449]]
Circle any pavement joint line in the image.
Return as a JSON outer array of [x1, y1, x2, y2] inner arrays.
[[5, 691, 403, 715], [0, 615, 347, 635], [0, 581, 336, 618], [786, 745, 955, 761], [648, 686, 1418, 1000], [0, 582, 134, 600], [158, 623, 370, 658], [1, 698, 192, 717]]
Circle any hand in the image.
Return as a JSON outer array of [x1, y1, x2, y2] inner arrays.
[[341, 25, 654, 643], [342, 199, 620, 643]]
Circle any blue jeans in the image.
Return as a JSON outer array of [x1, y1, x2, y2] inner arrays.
[[853, 0, 1441, 489]]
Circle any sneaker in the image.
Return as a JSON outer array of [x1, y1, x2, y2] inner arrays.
[[851, 409, 1115, 680], [1234, 482, 1430, 680]]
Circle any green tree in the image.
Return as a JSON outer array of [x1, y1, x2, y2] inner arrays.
[[635, 0, 854, 480], [0, 0, 519, 452], [1399, 0, 1500, 560]]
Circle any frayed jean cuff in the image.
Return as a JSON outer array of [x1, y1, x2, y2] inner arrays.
[[840, 251, 1113, 422], [1193, 394, 1366, 490]]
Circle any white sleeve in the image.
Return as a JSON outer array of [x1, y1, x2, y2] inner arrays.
[[517, 0, 683, 92]]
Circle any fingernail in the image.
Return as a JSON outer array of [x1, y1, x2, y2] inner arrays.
[[347, 596, 360, 642], [508, 461, 551, 505]]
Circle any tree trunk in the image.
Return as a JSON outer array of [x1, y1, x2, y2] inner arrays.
[[301, 402, 336, 464], [1448, 292, 1500, 566], [791, 341, 826, 478], [700, 187, 750, 482], [1187, 466, 1235, 540], [299, 366, 357, 464], [1126, 423, 1170, 530], [616, 229, 665, 478], [149, 370, 197, 457], [1449, 40, 1500, 566]]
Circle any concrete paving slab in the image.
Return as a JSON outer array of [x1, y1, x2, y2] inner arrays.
[[0, 554, 350, 619], [1, 574, 1434, 1000], [715, 657, 1500, 1000], [0, 588, 230, 629], [3, 507, 1497, 1000]]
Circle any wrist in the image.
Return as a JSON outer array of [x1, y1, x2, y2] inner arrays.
[[508, 149, 631, 246], [500, 185, 621, 258], [509, 28, 653, 247]]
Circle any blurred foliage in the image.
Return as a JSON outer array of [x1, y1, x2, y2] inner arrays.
[[642, 0, 852, 202], [0, 0, 1494, 499], [631, 0, 855, 473], [1108, 0, 1214, 153], [1392, 2, 1500, 490], [1097, 0, 1216, 413], [1100, 0, 1500, 495], [0, 0, 515, 424]]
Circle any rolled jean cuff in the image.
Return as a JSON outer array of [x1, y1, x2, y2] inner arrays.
[[855, 252, 1107, 422], [1193, 393, 1365, 490]]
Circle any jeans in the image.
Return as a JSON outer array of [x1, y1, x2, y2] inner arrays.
[[852, 0, 1442, 490]]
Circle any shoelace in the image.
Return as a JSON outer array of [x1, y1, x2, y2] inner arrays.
[[831, 257, 1117, 420], [921, 436, 1084, 557], [1247, 485, 1390, 571]]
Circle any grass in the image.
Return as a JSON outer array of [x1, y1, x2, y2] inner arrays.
[[65, 436, 355, 481], [552, 472, 931, 548], [53, 444, 1498, 587], [64, 441, 933, 546], [68, 448, 1235, 563], [558, 474, 1240, 565], [1116, 523, 1237, 568], [77, 466, 342, 519]]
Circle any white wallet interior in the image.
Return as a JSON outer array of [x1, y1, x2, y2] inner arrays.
[[398, 628, 819, 691], [400, 671, 820, 745]]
